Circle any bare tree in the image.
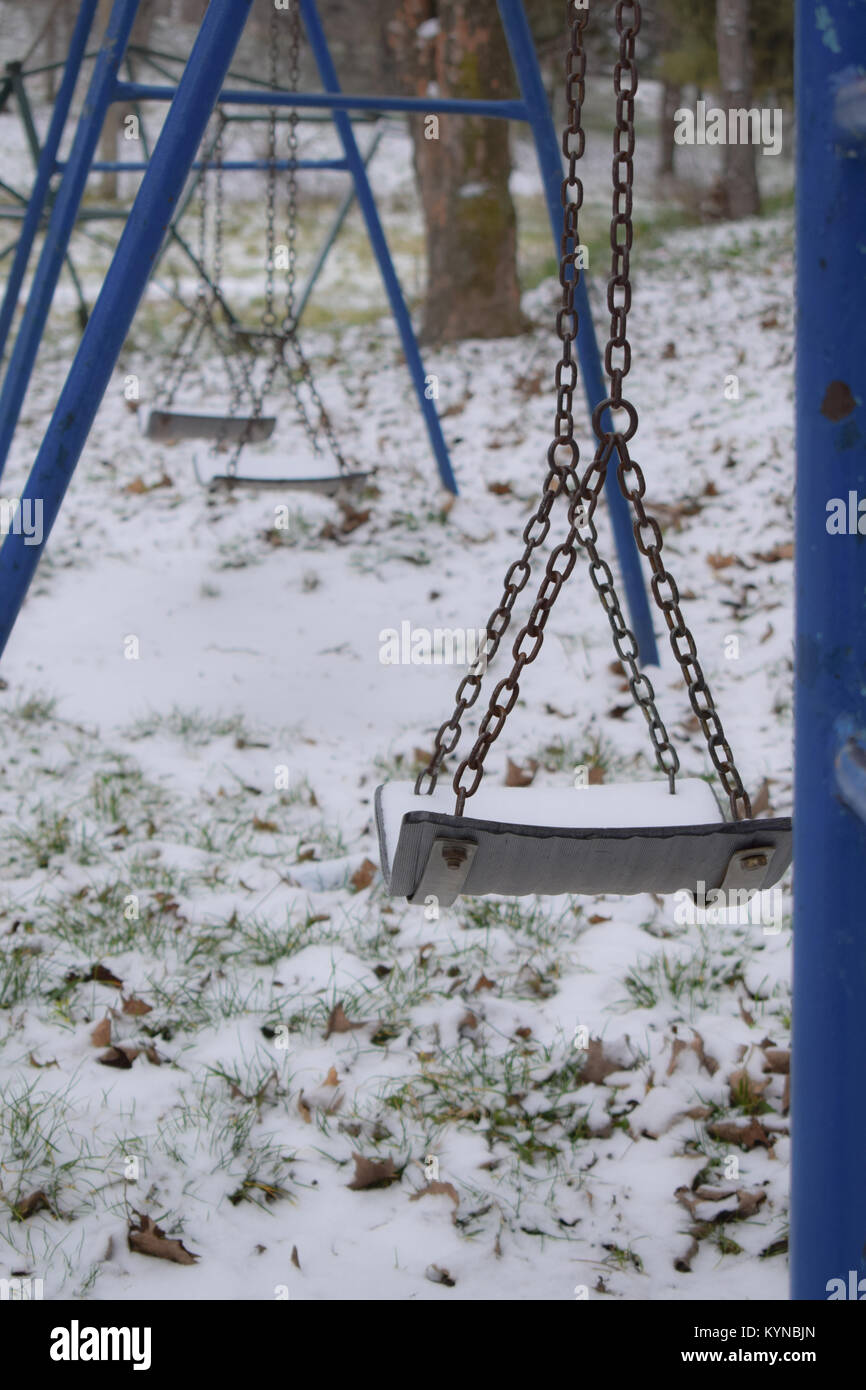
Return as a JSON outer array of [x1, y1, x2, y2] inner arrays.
[[714, 0, 760, 217], [384, 0, 526, 345]]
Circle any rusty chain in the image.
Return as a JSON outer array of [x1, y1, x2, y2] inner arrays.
[[221, 1, 349, 479], [418, 0, 752, 822]]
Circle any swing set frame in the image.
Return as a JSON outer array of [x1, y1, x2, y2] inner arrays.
[[0, 0, 862, 1306]]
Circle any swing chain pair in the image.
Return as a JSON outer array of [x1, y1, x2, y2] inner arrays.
[[417, 0, 751, 823], [222, 2, 349, 480], [418, 0, 674, 810], [159, 109, 236, 414]]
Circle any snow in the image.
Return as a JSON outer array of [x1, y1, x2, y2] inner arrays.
[[0, 56, 794, 1303], [378, 778, 725, 875]]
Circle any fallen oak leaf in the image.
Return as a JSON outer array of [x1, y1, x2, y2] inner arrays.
[[90, 1017, 112, 1048], [127, 1213, 198, 1265], [346, 1153, 399, 1190]]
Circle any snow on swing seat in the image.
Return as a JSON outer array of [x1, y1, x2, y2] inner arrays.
[[140, 408, 277, 445], [375, 779, 793, 906]]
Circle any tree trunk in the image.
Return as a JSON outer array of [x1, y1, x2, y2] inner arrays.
[[385, 0, 527, 345], [658, 79, 681, 177], [714, 0, 761, 217], [96, 0, 120, 199]]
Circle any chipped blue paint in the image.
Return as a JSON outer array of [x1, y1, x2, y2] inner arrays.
[[816, 4, 843, 53], [793, 0, 866, 1301]]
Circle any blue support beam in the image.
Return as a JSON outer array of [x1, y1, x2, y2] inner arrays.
[[0, 0, 142, 482], [298, 0, 458, 496], [791, 0, 866, 1301], [113, 82, 530, 121], [0, 0, 255, 659], [0, 0, 99, 364], [497, 0, 658, 667], [76, 158, 351, 173]]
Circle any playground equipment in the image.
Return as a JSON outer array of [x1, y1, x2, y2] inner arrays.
[[0, 0, 860, 1313], [0, 0, 660, 661], [141, 5, 367, 496], [376, 1, 792, 909]]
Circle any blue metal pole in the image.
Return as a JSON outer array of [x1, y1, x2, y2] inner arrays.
[[77, 158, 351, 172], [0, 0, 99, 364], [298, 0, 458, 495], [0, 0, 141, 483], [113, 82, 530, 121], [497, 0, 658, 667], [0, 0, 255, 661], [791, 0, 866, 1302]]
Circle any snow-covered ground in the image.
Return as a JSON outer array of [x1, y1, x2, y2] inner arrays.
[[0, 65, 794, 1301]]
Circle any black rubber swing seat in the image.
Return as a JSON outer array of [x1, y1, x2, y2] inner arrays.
[[141, 408, 277, 445], [375, 779, 793, 908]]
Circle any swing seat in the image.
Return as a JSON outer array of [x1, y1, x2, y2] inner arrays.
[[375, 780, 792, 907], [141, 408, 277, 445], [198, 465, 372, 497]]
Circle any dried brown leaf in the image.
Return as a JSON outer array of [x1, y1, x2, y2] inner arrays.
[[750, 779, 771, 816], [410, 1181, 459, 1209], [90, 1017, 112, 1048], [14, 1190, 51, 1220], [728, 1067, 769, 1107], [128, 1213, 198, 1265], [579, 1038, 621, 1085], [324, 1001, 366, 1039], [762, 1047, 790, 1075], [122, 996, 153, 1017], [505, 757, 538, 788], [707, 1117, 775, 1150], [753, 541, 793, 564], [350, 858, 378, 892], [97, 1046, 135, 1070], [347, 1153, 399, 1191]]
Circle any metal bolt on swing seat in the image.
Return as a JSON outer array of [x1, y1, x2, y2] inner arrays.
[[442, 843, 469, 871], [741, 852, 769, 871], [407, 838, 478, 909]]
